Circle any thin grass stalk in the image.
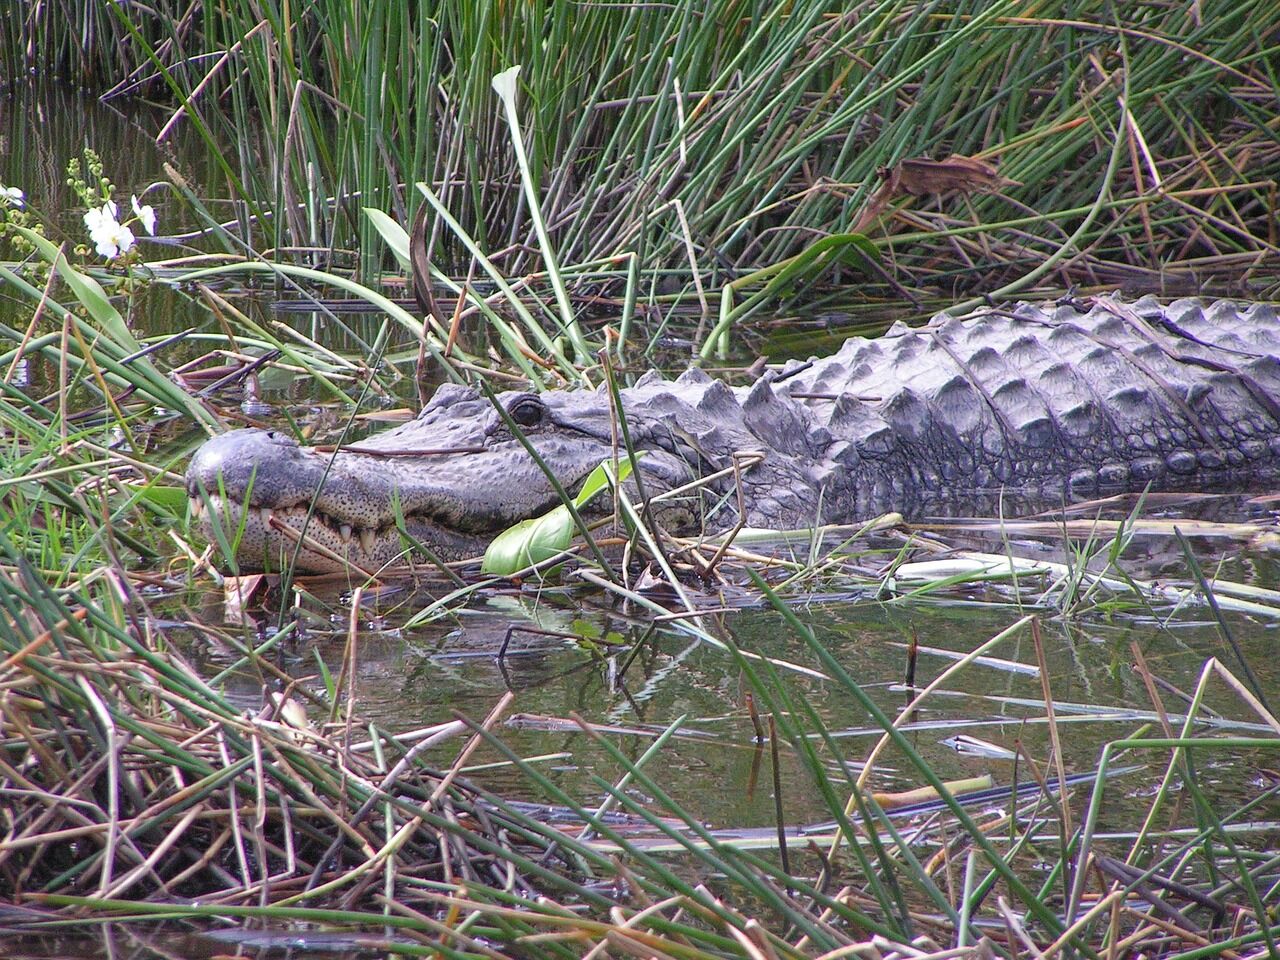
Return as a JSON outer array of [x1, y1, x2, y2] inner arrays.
[[576, 713, 685, 845], [946, 47, 1130, 314], [1178, 773, 1276, 956], [102, 3, 267, 234], [1174, 529, 1274, 715], [584, 758, 901, 951], [456, 714, 899, 947], [714, 616, 939, 940], [414, 180, 581, 382], [1070, 732, 1280, 936], [491, 66, 589, 362]]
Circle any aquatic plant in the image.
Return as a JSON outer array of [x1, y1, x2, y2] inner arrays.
[[5, 1, 1277, 307]]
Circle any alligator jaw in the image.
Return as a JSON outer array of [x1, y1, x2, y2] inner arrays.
[[187, 490, 490, 574], [184, 426, 573, 574]]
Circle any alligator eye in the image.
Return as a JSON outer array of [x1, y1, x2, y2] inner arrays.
[[508, 396, 545, 428]]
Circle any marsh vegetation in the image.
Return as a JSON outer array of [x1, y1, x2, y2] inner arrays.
[[1, 3, 1279, 958]]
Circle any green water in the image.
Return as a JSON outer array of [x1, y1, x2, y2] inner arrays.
[[195, 570, 1280, 823]]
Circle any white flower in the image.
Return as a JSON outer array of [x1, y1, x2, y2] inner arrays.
[[92, 220, 136, 259], [84, 200, 135, 259], [83, 199, 118, 234], [131, 194, 156, 235], [0, 184, 23, 207]]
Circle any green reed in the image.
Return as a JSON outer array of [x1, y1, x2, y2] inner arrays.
[[4, 1, 1274, 317]]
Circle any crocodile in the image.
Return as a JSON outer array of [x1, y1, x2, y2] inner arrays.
[[186, 296, 1280, 574]]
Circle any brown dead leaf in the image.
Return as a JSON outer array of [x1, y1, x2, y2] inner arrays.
[[224, 573, 267, 625], [853, 152, 1020, 232], [887, 153, 1020, 197]]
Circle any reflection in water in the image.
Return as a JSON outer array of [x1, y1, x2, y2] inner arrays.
[[0, 922, 411, 960], [0, 80, 224, 243]]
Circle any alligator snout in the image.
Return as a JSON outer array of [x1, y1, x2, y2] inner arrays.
[[186, 428, 319, 507]]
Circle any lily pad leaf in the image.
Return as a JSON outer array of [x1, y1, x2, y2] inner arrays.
[[482, 456, 637, 575], [481, 510, 575, 575]]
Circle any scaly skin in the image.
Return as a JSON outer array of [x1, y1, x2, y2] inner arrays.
[[186, 296, 1280, 573]]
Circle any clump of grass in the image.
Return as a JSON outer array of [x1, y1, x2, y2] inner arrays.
[[0, 549, 550, 907], [8, 1, 1276, 314], [5, 527, 1278, 959]]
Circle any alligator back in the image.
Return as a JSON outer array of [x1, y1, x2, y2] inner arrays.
[[774, 297, 1280, 517]]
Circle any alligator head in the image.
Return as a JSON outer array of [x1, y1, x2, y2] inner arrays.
[[185, 372, 811, 574]]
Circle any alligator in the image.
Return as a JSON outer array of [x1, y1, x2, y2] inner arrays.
[[187, 296, 1280, 574]]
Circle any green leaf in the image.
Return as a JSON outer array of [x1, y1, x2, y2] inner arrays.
[[125, 483, 189, 512], [481, 510, 575, 574], [313, 649, 337, 700], [15, 226, 139, 352], [572, 618, 602, 639], [572, 455, 635, 508], [752, 233, 879, 298], [481, 456, 637, 575], [364, 208, 412, 272]]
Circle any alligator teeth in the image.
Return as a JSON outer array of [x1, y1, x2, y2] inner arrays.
[[259, 506, 273, 528], [359, 527, 375, 556], [189, 496, 202, 518], [339, 523, 353, 543]]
